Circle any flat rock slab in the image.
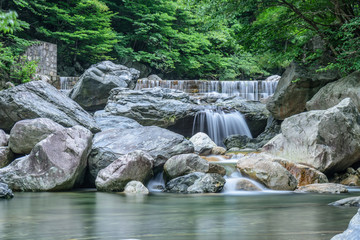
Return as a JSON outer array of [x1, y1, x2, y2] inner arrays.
[[0, 81, 99, 133], [329, 197, 360, 207], [295, 183, 348, 194], [88, 126, 194, 183]]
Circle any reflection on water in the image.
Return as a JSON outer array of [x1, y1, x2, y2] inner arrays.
[[0, 191, 358, 240]]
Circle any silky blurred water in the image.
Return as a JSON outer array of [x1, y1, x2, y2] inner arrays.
[[0, 191, 358, 240]]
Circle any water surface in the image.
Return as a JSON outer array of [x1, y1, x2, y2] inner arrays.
[[0, 191, 358, 240]]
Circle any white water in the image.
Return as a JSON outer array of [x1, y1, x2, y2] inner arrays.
[[192, 109, 252, 146], [59, 77, 79, 90], [147, 172, 165, 192], [135, 79, 278, 101]]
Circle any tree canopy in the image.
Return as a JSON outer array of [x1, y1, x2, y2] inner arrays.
[[0, 0, 359, 82]]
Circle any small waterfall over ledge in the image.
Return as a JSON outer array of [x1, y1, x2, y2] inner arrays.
[[136, 79, 278, 101], [192, 109, 252, 146]]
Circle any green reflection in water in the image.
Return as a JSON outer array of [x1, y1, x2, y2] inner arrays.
[[0, 191, 358, 240]]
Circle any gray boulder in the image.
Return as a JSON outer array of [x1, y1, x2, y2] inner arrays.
[[0, 81, 99, 133], [69, 61, 140, 111], [0, 183, 13, 199], [266, 62, 339, 120], [95, 150, 153, 192], [264, 98, 360, 174], [88, 126, 194, 182], [189, 132, 217, 155], [236, 153, 298, 190], [331, 209, 360, 240], [0, 129, 8, 146], [164, 153, 209, 181], [165, 172, 226, 193], [94, 110, 142, 131], [124, 181, 150, 194], [329, 197, 360, 207], [295, 183, 348, 194], [9, 118, 65, 154], [0, 147, 14, 168], [0, 126, 92, 191], [307, 71, 360, 111], [104, 87, 200, 128]]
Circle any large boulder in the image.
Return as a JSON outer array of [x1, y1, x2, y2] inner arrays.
[[93, 110, 142, 131], [274, 159, 328, 186], [295, 183, 348, 194], [189, 132, 217, 155], [236, 153, 298, 190], [264, 98, 360, 174], [95, 150, 153, 192], [165, 172, 226, 193], [0, 147, 14, 168], [104, 87, 200, 128], [0, 183, 13, 199], [266, 62, 339, 120], [88, 126, 194, 182], [9, 118, 65, 154], [164, 153, 209, 181], [307, 71, 360, 111], [69, 61, 140, 111], [0, 126, 92, 191], [331, 209, 360, 240], [0, 129, 8, 146], [0, 81, 99, 133]]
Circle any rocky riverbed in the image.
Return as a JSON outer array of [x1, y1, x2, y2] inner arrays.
[[1, 60, 360, 238]]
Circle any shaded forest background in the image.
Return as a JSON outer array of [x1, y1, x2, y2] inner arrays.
[[0, 0, 359, 83]]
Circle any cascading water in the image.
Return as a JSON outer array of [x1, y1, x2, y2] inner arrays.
[[192, 109, 252, 146], [135, 79, 278, 101], [60, 77, 70, 90], [147, 172, 165, 192]]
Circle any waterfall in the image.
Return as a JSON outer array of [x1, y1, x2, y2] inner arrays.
[[59, 77, 79, 90], [60, 77, 69, 90], [192, 109, 252, 146], [135, 79, 278, 101], [147, 172, 165, 192]]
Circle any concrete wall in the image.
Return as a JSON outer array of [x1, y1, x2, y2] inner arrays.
[[25, 41, 57, 77]]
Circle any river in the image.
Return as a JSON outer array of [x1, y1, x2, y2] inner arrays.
[[0, 190, 358, 240]]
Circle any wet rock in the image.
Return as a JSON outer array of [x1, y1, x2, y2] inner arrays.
[[266, 62, 339, 120], [0, 126, 92, 191], [189, 132, 217, 156], [295, 183, 348, 194], [0, 182, 13, 199], [164, 153, 209, 181], [124, 181, 149, 194], [0, 81, 99, 133], [148, 74, 162, 81], [69, 61, 140, 111], [236, 153, 298, 191], [224, 135, 250, 150], [331, 209, 360, 240], [94, 110, 142, 131], [211, 146, 226, 155], [105, 87, 200, 128], [264, 98, 360, 174], [329, 196, 360, 207], [0, 147, 14, 168], [9, 118, 65, 154], [332, 168, 360, 186], [165, 172, 226, 194], [207, 163, 226, 176], [0, 129, 8, 146], [95, 151, 153, 192], [274, 159, 328, 186], [307, 71, 360, 111], [235, 179, 262, 191], [88, 126, 194, 183]]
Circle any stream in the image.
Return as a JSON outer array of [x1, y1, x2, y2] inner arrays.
[[0, 190, 358, 240]]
